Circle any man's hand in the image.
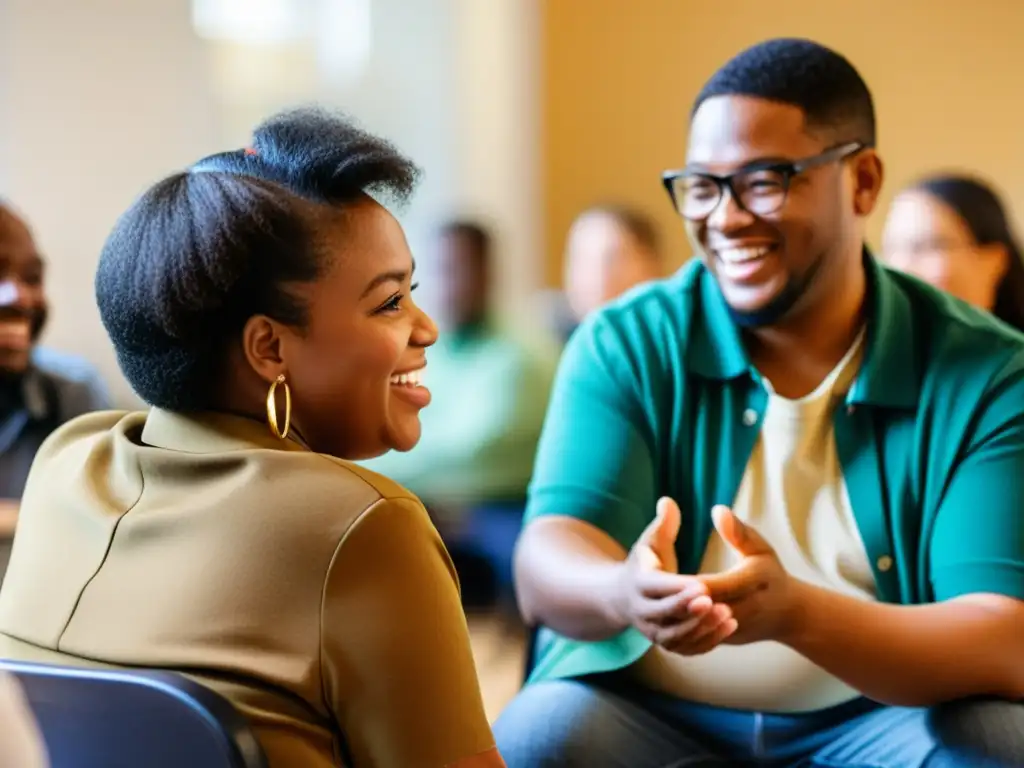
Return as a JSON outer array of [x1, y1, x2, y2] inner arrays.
[[698, 505, 800, 645], [0, 499, 18, 538], [613, 497, 738, 654]]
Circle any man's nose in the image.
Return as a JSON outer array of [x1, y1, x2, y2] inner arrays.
[[706, 187, 754, 232]]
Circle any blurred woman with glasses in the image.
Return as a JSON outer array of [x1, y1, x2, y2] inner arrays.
[[881, 174, 1024, 332]]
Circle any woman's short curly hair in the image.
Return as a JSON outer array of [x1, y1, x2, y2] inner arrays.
[[95, 107, 419, 411]]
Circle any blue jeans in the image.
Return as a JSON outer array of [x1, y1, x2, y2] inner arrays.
[[493, 677, 1022, 767]]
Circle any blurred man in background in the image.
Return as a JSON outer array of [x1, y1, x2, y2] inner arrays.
[[362, 220, 555, 609], [553, 205, 664, 340], [0, 203, 111, 519]]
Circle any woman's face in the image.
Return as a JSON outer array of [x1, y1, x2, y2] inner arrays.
[[274, 197, 438, 460], [882, 191, 1007, 310]]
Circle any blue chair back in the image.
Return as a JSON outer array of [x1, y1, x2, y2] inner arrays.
[[0, 659, 267, 768]]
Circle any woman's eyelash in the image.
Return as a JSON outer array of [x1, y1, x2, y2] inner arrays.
[[378, 283, 417, 313], [380, 294, 403, 311]]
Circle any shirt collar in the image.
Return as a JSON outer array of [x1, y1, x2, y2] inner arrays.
[[140, 408, 311, 454], [686, 250, 920, 409]]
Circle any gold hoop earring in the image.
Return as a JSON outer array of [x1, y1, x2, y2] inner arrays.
[[266, 374, 291, 440]]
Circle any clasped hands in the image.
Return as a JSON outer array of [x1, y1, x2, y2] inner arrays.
[[611, 497, 801, 655]]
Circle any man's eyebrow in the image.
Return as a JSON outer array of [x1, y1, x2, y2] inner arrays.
[[684, 156, 794, 174]]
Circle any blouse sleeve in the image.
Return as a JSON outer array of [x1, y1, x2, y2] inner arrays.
[[320, 496, 504, 768]]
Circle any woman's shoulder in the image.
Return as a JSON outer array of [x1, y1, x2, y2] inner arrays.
[[33, 409, 142, 465], [315, 456, 422, 507]]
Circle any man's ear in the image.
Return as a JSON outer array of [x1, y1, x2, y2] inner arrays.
[[242, 314, 287, 385], [852, 149, 884, 217]]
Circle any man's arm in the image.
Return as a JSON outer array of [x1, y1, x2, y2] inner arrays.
[[783, 587, 1024, 706], [515, 516, 632, 640], [779, 359, 1024, 706], [514, 317, 669, 638]]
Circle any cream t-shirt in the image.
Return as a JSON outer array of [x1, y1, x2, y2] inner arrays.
[[632, 329, 876, 712]]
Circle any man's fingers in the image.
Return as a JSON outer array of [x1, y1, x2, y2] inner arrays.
[[635, 497, 683, 572], [698, 562, 766, 603], [639, 614, 701, 646], [680, 617, 739, 656], [638, 587, 707, 624], [712, 505, 773, 557], [653, 603, 732, 650], [653, 497, 682, 548], [635, 569, 707, 599]]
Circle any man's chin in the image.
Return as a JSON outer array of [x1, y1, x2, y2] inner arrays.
[[0, 349, 31, 378], [723, 281, 804, 329]]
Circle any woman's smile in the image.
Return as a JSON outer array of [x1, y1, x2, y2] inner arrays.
[[389, 364, 431, 408]]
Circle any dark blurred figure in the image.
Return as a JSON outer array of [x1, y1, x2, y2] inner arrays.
[[882, 174, 1024, 331], [555, 205, 663, 340], [363, 221, 555, 609], [0, 203, 110, 505]]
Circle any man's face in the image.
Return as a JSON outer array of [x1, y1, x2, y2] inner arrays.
[[0, 210, 46, 375], [435, 231, 488, 330], [683, 95, 877, 326], [563, 213, 661, 322]]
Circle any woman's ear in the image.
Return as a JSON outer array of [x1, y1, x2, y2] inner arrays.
[[981, 242, 1010, 282], [241, 314, 288, 384]]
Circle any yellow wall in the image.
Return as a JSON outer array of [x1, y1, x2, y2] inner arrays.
[[541, 0, 1024, 286]]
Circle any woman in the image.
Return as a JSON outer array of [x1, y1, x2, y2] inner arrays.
[[0, 108, 505, 768], [882, 173, 1024, 331]]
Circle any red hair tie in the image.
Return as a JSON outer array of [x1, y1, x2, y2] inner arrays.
[[243, 147, 258, 156]]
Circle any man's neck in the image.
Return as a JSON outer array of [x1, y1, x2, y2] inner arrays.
[[745, 254, 868, 399]]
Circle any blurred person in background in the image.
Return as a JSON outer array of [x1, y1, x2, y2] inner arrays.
[[363, 221, 555, 611], [0, 671, 47, 768], [882, 174, 1024, 331], [0, 109, 505, 768], [0, 203, 111, 509], [550, 205, 663, 341]]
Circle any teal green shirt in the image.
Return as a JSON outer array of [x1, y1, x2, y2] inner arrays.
[[526, 255, 1024, 684], [362, 322, 556, 505]]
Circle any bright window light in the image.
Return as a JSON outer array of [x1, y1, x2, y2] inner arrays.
[[191, 0, 306, 45], [316, 0, 372, 82]]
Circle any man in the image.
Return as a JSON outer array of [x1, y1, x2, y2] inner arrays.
[[0, 203, 111, 509], [561, 205, 663, 333], [494, 39, 1024, 766], [362, 221, 555, 606]]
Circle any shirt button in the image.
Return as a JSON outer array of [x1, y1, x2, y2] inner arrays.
[[742, 408, 758, 426], [877, 555, 893, 572]]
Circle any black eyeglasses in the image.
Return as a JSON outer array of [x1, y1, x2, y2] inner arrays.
[[661, 142, 868, 221]]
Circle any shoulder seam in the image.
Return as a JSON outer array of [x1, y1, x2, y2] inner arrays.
[[307, 452, 419, 504], [316, 495, 420, 716]]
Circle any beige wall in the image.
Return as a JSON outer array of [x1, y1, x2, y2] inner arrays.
[[541, 0, 1024, 286]]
